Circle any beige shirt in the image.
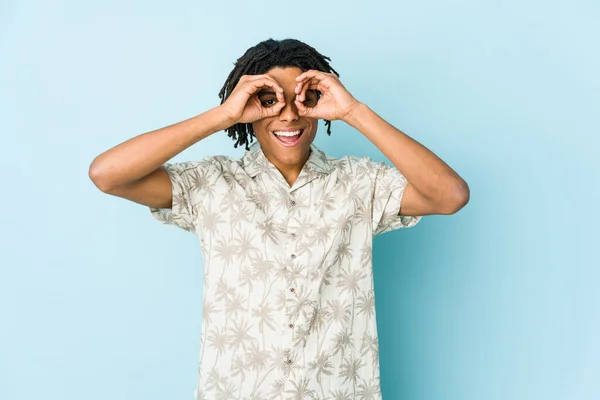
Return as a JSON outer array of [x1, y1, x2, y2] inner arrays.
[[150, 141, 422, 399]]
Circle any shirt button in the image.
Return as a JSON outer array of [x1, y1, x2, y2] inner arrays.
[[291, 232, 296, 237], [290, 288, 295, 293], [291, 254, 296, 259], [286, 359, 293, 365], [290, 200, 296, 206], [289, 323, 294, 328]]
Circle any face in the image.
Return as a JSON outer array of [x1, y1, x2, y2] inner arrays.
[[251, 66, 319, 171]]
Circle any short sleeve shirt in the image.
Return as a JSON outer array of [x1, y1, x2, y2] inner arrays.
[[150, 141, 422, 399]]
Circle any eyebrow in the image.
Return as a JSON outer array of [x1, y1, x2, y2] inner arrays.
[[257, 89, 276, 97], [257, 89, 317, 97]]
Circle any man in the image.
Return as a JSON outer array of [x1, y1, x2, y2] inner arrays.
[[89, 38, 469, 399]]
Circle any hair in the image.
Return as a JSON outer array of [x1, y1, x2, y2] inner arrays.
[[218, 38, 339, 150]]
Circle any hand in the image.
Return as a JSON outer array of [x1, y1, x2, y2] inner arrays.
[[220, 74, 286, 125], [294, 70, 361, 121]]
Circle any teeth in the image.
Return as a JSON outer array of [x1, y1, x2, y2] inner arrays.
[[273, 130, 302, 137]]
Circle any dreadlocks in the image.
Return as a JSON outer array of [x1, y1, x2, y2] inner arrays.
[[218, 38, 339, 151]]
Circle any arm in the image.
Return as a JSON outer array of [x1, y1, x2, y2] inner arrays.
[[89, 74, 288, 210], [292, 69, 469, 217], [88, 105, 231, 208], [343, 103, 470, 216]]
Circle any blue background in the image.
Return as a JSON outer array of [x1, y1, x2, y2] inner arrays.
[[1, 0, 598, 399]]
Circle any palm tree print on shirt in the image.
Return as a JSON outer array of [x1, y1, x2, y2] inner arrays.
[[150, 141, 422, 399]]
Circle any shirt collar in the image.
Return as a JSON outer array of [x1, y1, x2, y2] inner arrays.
[[241, 140, 333, 178]]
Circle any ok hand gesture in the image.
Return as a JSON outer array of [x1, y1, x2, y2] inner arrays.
[[293, 70, 360, 121], [220, 74, 286, 125]]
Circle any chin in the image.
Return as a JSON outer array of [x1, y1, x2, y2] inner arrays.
[[273, 145, 307, 162]]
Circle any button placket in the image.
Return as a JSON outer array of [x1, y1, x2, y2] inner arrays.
[[282, 348, 293, 372], [288, 287, 296, 329], [283, 200, 300, 365], [287, 193, 303, 244]]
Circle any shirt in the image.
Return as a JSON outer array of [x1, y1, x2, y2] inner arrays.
[[149, 141, 422, 399]]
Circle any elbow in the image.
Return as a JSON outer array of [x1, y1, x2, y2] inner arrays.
[[88, 159, 113, 193], [441, 180, 470, 215]]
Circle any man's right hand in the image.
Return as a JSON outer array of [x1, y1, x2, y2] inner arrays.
[[90, 75, 287, 209], [219, 74, 286, 126]]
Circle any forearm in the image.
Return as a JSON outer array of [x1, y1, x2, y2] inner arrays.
[[343, 103, 468, 203], [89, 105, 231, 192]]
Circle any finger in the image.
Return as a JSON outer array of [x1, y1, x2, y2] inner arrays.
[[247, 76, 285, 103], [297, 78, 323, 102], [295, 75, 319, 95], [294, 98, 310, 116], [252, 90, 285, 117], [254, 77, 285, 103], [250, 95, 284, 120], [300, 78, 334, 101], [306, 82, 326, 98], [296, 78, 308, 101], [249, 74, 283, 88], [294, 93, 317, 117], [295, 77, 310, 101], [268, 100, 286, 116], [294, 71, 319, 94], [295, 69, 330, 83]]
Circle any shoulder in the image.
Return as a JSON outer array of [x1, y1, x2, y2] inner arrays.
[[330, 154, 384, 178], [173, 154, 237, 173], [161, 156, 231, 184]]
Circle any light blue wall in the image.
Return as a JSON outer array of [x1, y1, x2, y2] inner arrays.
[[1, 1, 598, 399]]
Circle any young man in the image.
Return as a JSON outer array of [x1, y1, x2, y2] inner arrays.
[[89, 38, 469, 399]]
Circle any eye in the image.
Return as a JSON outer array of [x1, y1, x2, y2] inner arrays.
[[261, 99, 277, 107], [302, 90, 319, 106]]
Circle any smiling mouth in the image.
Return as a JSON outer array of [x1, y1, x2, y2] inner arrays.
[[271, 128, 305, 146]]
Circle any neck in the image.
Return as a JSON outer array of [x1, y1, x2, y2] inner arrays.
[[267, 148, 311, 188]]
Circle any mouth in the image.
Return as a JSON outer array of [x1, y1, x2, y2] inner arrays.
[[271, 128, 305, 147]]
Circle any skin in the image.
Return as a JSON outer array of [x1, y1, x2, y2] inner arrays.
[[89, 65, 469, 217], [249, 66, 321, 187], [247, 66, 470, 215]]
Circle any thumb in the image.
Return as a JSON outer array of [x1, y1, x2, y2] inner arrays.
[[266, 101, 286, 117], [294, 99, 312, 117]]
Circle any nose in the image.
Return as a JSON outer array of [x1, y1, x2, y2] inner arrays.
[[278, 96, 299, 122]]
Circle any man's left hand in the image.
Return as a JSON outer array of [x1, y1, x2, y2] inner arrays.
[[294, 70, 361, 121]]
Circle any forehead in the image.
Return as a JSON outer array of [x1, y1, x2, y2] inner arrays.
[[264, 66, 304, 85]]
